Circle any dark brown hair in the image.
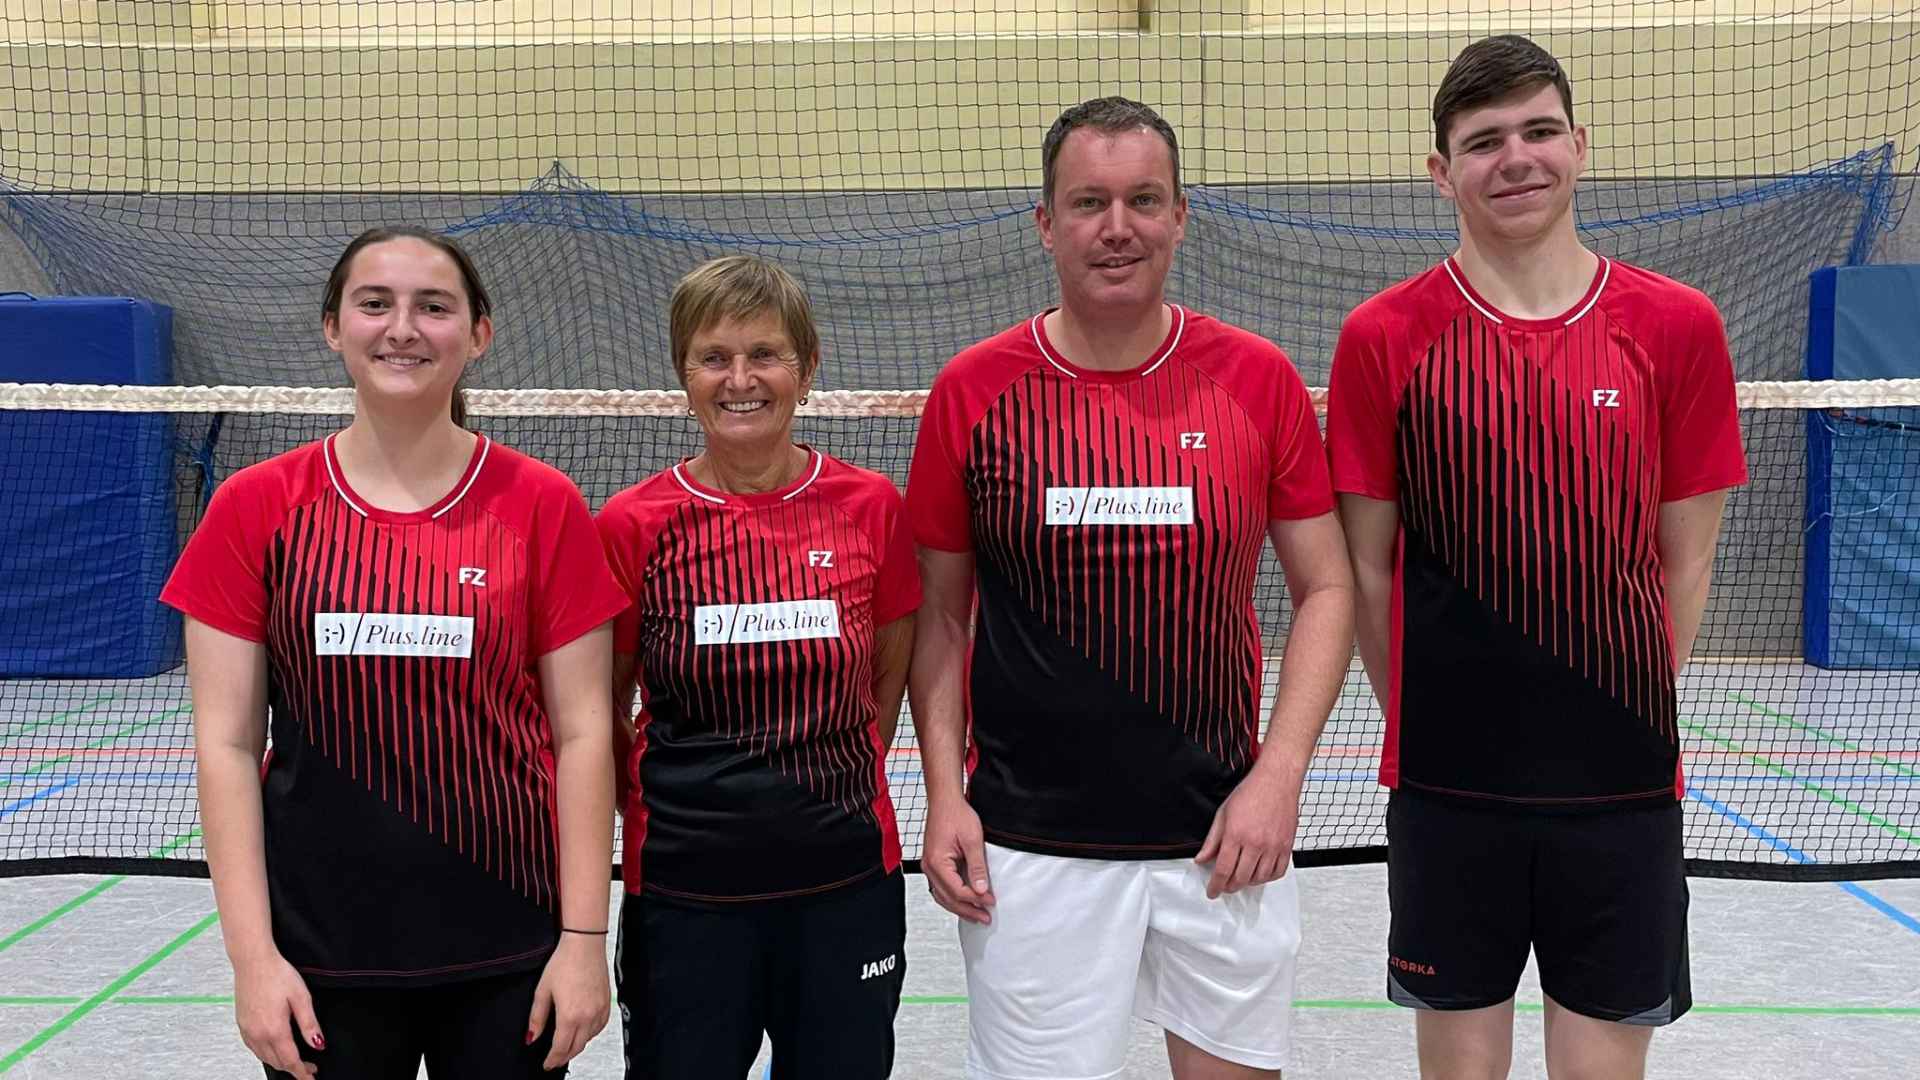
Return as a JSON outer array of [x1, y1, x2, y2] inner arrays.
[[1432, 34, 1575, 156], [321, 226, 493, 428], [1040, 96, 1181, 209]]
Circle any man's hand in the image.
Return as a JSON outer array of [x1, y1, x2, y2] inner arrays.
[[1194, 765, 1302, 900], [922, 792, 996, 923]]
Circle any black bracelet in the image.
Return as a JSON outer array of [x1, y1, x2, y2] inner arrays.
[[561, 927, 609, 936]]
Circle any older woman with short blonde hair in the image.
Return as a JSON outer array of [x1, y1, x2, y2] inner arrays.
[[595, 254, 918, 1079]]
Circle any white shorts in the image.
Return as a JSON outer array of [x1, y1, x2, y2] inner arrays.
[[959, 842, 1301, 1080]]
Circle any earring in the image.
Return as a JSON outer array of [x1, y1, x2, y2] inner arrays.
[[799, 395, 809, 406], [686, 408, 696, 418]]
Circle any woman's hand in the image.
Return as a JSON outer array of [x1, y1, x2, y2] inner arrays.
[[526, 931, 611, 1070], [233, 949, 323, 1078]]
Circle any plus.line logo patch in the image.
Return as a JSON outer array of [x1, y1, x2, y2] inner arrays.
[[1046, 486, 1195, 526], [694, 600, 841, 645], [314, 613, 474, 658]]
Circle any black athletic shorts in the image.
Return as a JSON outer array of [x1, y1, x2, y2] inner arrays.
[[265, 966, 563, 1079], [616, 869, 906, 1080], [1385, 788, 1691, 1026]]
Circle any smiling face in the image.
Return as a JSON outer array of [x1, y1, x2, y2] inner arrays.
[[1036, 126, 1188, 319], [322, 236, 492, 419], [1428, 80, 1587, 249], [681, 308, 812, 457]]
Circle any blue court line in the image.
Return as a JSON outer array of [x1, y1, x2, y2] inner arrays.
[[1841, 885, 1920, 937], [0, 779, 81, 819], [1687, 787, 1920, 938]]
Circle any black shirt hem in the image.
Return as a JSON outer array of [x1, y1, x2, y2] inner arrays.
[[294, 940, 555, 990], [983, 827, 1204, 861]]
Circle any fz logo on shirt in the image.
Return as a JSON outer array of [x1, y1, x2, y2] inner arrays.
[[807, 550, 835, 568], [1178, 431, 1208, 449], [1591, 389, 1622, 409], [457, 567, 488, 587]]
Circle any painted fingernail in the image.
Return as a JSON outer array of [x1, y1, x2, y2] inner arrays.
[[525, 1029, 536, 1045], [312, 1034, 326, 1050]]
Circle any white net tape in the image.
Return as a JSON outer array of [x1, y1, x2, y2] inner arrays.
[[4, 380, 1920, 416]]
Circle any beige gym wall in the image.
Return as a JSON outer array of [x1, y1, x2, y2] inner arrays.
[[2, 1, 1914, 191]]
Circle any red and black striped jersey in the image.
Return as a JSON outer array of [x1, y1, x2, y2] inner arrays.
[[160, 434, 627, 987], [596, 450, 919, 902], [1326, 257, 1747, 807], [907, 306, 1334, 859]]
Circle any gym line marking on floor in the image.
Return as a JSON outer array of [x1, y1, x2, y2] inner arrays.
[[0, 830, 202, 958], [1726, 692, 1920, 779], [0, 911, 221, 1073], [0, 696, 118, 745], [1687, 787, 1920, 937], [0, 706, 191, 793], [1680, 719, 1919, 849]]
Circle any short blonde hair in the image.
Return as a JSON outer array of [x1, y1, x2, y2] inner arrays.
[[668, 255, 821, 387]]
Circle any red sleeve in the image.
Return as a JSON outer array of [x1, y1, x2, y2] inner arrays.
[[594, 491, 661, 658], [1267, 354, 1337, 520], [158, 470, 277, 642], [870, 480, 922, 625], [593, 490, 660, 815], [1659, 295, 1749, 502], [528, 475, 629, 657], [906, 366, 974, 552], [1325, 307, 1401, 501]]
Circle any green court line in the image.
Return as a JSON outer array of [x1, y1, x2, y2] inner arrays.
[[1727, 693, 1920, 780], [1681, 719, 1920, 849], [0, 705, 190, 791], [0, 696, 117, 744], [0, 911, 221, 1073], [0, 830, 200, 958], [0, 881, 120, 958]]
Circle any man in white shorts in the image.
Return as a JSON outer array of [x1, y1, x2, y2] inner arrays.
[[905, 96, 1356, 1079]]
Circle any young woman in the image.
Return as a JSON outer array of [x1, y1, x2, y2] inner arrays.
[[163, 226, 628, 1079], [596, 255, 918, 1079]]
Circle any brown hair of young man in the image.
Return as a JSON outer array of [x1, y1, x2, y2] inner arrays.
[[1431, 34, 1576, 156]]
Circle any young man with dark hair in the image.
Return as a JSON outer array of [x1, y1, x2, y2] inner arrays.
[[909, 95, 1354, 1079], [1327, 34, 1746, 1080]]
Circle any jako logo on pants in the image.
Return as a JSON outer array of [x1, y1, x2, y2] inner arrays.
[[860, 954, 897, 980]]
